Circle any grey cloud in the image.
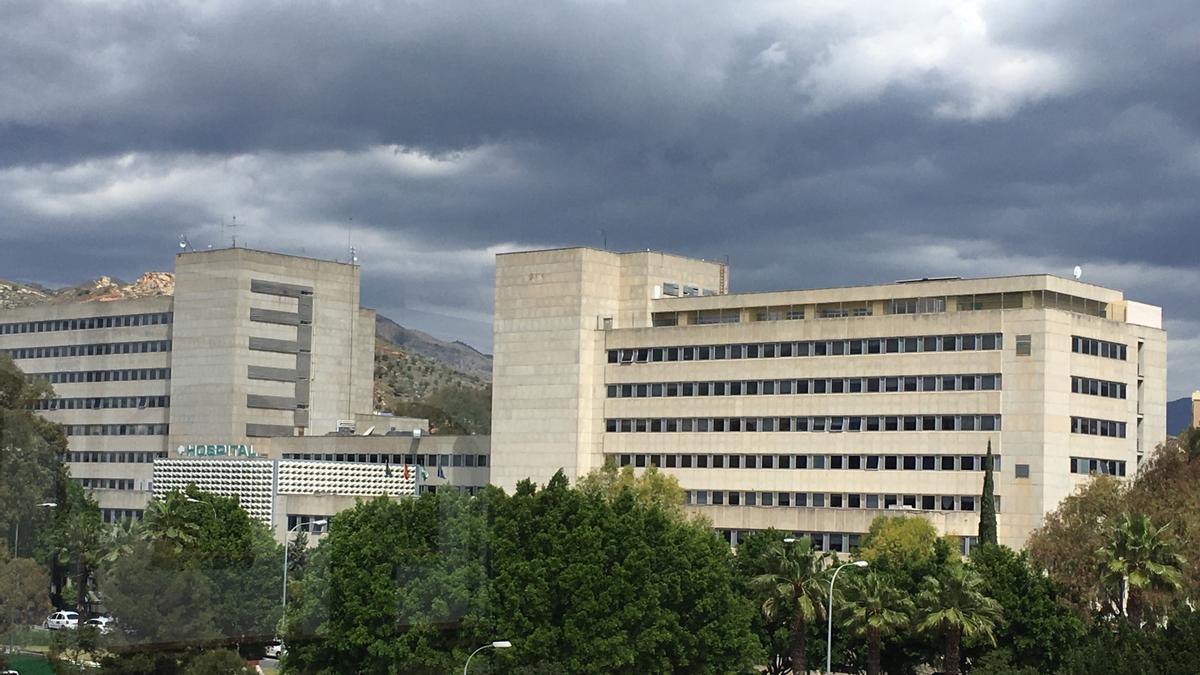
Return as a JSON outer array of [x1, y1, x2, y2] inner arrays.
[[0, 0, 1198, 395]]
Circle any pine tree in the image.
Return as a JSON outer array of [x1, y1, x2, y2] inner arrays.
[[978, 440, 998, 546]]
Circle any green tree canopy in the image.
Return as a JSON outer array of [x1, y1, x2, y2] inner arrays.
[[968, 544, 1084, 673], [286, 472, 759, 674], [1097, 512, 1184, 620], [841, 571, 914, 675], [915, 563, 1002, 675], [0, 556, 52, 642], [749, 536, 832, 675]]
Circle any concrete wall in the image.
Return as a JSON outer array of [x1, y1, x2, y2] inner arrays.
[[491, 249, 1167, 549], [490, 248, 725, 492]]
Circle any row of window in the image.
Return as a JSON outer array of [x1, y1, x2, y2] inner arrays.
[[660, 282, 717, 298], [35, 395, 170, 411], [1072, 335, 1127, 361], [718, 529, 980, 555], [419, 484, 486, 496], [686, 490, 998, 512], [68, 451, 167, 463], [76, 477, 137, 491], [0, 312, 172, 335], [5, 339, 171, 360], [100, 508, 144, 524], [27, 368, 171, 384], [616, 452, 998, 472], [64, 423, 169, 437], [608, 333, 1004, 364], [1070, 416, 1127, 438], [1070, 456, 1127, 476], [287, 514, 332, 532], [1071, 376, 1127, 399], [280, 452, 489, 468], [606, 414, 1003, 433], [607, 374, 1002, 399]]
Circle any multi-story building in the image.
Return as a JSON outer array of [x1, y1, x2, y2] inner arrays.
[[491, 247, 1166, 550], [1, 248, 489, 537]]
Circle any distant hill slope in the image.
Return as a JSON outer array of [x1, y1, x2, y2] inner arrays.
[[0, 273, 174, 309], [1168, 397, 1194, 436], [374, 314, 492, 380]]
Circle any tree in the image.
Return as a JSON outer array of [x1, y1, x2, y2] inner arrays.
[[968, 545, 1084, 673], [0, 557, 51, 645], [181, 649, 255, 675], [0, 353, 68, 564], [978, 440, 997, 546], [288, 473, 759, 674], [1027, 476, 1123, 617], [577, 461, 686, 518], [1097, 512, 1184, 620], [43, 482, 103, 616], [915, 564, 1002, 675], [751, 536, 832, 675], [840, 571, 913, 675], [733, 529, 795, 675], [859, 515, 941, 575], [102, 489, 282, 650]]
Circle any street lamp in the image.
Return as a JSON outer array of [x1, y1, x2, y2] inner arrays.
[[12, 502, 57, 558], [464, 640, 512, 674], [282, 520, 326, 611], [185, 497, 218, 519], [827, 560, 868, 674]]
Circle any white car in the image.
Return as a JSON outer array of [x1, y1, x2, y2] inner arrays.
[[44, 611, 79, 630], [85, 617, 115, 634], [265, 642, 285, 658]]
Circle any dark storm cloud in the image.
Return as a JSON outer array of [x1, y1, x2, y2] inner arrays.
[[1, 0, 1198, 393]]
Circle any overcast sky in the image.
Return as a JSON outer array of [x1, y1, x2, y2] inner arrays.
[[1, 0, 1198, 398]]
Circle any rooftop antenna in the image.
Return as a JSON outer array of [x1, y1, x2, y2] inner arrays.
[[600, 228, 607, 250], [223, 215, 238, 248], [1073, 265, 1083, 280], [178, 234, 195, 252]]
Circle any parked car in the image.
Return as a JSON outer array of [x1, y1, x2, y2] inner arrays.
[[85, 616, 115, 634], [265, 642, 285, 658], [44, 611, 79, 630]]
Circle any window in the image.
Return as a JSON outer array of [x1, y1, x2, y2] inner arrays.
[[1016, 334, 1032, 356], [1015, 464, 1030, 479]]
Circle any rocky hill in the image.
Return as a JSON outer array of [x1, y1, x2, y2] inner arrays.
[[0, 273, 175, 309]]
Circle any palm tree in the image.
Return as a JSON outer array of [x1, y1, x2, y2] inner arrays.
[[841, 572, 914, 675], [751, 536, 832, 674], [1097, 512, 1184, 619], [140, 492, 201, 553], [916, 564, 1001, 675]]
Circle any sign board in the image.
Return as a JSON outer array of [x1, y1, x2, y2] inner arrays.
[[176, 443, 258, 458]]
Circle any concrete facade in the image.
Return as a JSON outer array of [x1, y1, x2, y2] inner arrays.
[[1, 248, 490, 536], [491, 247, 1166, 550]]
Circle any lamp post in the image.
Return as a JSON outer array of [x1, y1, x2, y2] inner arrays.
[[185, 497, 218, 520], [464, 640, 512, 674], [282, 520, 326, 610], [12, 502, 57, 559], [827, 560, 868, 674]]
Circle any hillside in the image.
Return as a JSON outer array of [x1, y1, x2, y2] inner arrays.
[[374, 315, 492, 379], [0, 273, 174, 309], [1169, 396, 1194, 436]]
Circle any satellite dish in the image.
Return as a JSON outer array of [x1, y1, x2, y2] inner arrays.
[[1073, 265, 1082, 280]]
